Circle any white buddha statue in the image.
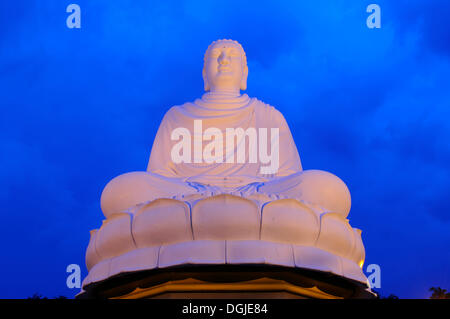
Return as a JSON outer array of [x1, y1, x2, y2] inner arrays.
[[100, 39, 351, 220], [82, 40, 368, 296]]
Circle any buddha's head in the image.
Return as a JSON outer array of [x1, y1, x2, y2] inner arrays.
[[202, 39, 248, 94]]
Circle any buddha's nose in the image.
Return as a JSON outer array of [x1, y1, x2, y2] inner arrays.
[[218, 52, 230, 65]]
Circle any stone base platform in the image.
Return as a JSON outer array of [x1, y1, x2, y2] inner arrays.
[[77, 265, 374, 299]]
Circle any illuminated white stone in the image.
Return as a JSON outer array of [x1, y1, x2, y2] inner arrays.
[[192, 194, 260, 240], [316, 213, 355, 259], [85, 229, 101, 271], [94, 213, 136, 260], [82, 39, 368, 290], [109, 247, 159, 278], [159, 240, 226, 268], [226, 240, 295, 267], [132, 198, 192, 247], [261, 199, 319, 245]]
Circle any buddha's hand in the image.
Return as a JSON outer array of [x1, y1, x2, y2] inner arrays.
[[186, 181, 223, 195], [235, 182, 265, 197]]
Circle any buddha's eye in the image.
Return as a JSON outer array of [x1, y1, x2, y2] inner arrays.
[[229, 50, 239, 57], [210, 49, 220, 57]]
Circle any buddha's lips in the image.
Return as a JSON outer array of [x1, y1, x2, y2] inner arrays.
[[218, 66, 231, 72]]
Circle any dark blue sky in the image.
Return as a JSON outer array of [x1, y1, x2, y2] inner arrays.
[[1, 1, 449, 298]]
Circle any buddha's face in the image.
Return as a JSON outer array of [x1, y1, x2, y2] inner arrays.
[[203, 42, 248, 93]]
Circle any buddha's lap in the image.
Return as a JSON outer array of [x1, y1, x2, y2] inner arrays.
[[100, 171, 196, 218], [258, 170, 351, 216], [100, 170, 351, 219]]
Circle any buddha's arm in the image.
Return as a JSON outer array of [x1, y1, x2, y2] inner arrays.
[[146, 110, 179, 178], [273, 109, 302, 176]]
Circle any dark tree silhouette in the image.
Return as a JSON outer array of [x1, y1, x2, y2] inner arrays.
[[382, 294, 399, 299], [27, 293, 48, 300], [429, 287, 450, 299], [371, 289, 399, 299], [27, 293, 68, 299]]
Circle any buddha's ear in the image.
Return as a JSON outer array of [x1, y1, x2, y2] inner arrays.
[[240, 65, 248, 91], [202, 68, 210, 91]]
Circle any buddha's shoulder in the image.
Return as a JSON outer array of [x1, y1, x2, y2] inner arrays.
[[166, 102, 189, 112], [162, 101, 194, 117], [251, 97, 285, 118]]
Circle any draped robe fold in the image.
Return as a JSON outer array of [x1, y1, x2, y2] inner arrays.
[[147, 93, 302, 190]]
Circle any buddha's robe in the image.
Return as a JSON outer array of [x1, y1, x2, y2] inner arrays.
[[147, 93, 302, 189], [101, 93, 351, 218]]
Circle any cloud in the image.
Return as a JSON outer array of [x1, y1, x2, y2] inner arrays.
[[0, 0, 449, 298], [388, 0, 450, 57]]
